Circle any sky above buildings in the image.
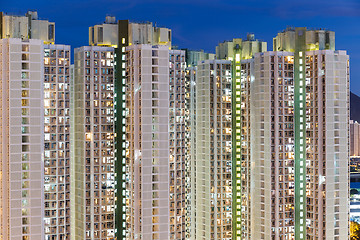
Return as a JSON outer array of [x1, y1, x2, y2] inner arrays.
[[3, 0, 360, 94]]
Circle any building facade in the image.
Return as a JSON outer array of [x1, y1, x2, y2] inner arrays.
[[0, 38, 45, 240], [168, 49, 187, 239], [213, 35, 267, 240], [0, 11, 72, 240], [43, 44, 71, 240], [191, 59, 233, 240], [233, 27, 349, 239], [350, 120, 360, 157], [125, 45, 187, 239], [88, 18, 173, 239], [71, 46, 116, 240], [125, 44, 170, 239]]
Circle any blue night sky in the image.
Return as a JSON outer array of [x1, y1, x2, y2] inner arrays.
[[3, 0, 360, 94]]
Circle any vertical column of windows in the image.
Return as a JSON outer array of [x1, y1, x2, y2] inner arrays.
[[271, 54, 295, 239], [21, 43, 30, 238], [239, 61, 252, 239], [151, 49, 159, 240], [294, 28, 307, 239], [124, 48, 135, 239], [84, 50, 92, 239], [184, 67, 196, 240], [232, 54, 242, 240], [114, 38, 127, 240], [88, 49, 115, 239], [168, 51, 186, 240], [220, 63, 232, 240], [210, 63, 216, 239], [99, 50, 115, 239]]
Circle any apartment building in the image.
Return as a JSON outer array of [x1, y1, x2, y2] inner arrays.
[[124, 45, 187, 239], [43, 44, 71, 240], [350, 120, 360, 157], [0, 38, 44, 240], [228, 36, 268, 240], [125, 44, 170, 239], [72, 46, 115, 240], [191, 59, 232, 240], [88, 17, 173, 239], [234, 27, 349, 239], [186, 37, 264, 240], [0, 11, 71, 239]]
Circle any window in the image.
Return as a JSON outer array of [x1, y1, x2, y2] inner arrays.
[[21, 72, 29, 79], [22, 45, 29, 52], [48, 24, 54, 40], [152, 83, 158, 90], [22, 172, 29, 179], [21, 127, 29, 133], [22, 90, 29, 98], [22, 63, 29, 70], [22, 190, 28, 197], [98, 27, 103, 43], [22, 217, 28, 225]]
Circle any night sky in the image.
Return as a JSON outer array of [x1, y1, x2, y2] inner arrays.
[[3, 0, 360, 94]]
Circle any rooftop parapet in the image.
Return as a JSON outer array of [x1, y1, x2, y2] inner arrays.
[[0, 10, 55, 43], [273, 27, 335, 52]]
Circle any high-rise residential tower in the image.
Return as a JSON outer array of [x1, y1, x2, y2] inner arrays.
[[183, 48, 215, 239], [125, 44, 170, 239], [124, 44, 187, 239], [229, 35, 267, 240], [71, 46, 116, 240], [350, 120, 360, 157], [191, 59, 233, 240], [188, 35, 266, 240], [0, 38, 45, 240], [233, 27, 349, 239], [0, 11, 71, 240], [87, 17, 173, 239]]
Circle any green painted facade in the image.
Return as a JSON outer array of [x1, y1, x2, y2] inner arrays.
[[232, 43, 242, 240], [294, 27, 307, 239], [114, 20, 129, 240]]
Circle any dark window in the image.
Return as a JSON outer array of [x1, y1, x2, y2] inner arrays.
[[48, 24, 54, 41], [98, 27, 103, 43]]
